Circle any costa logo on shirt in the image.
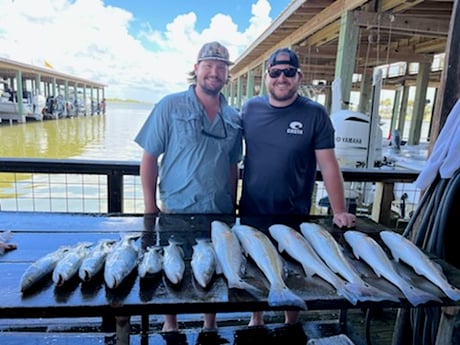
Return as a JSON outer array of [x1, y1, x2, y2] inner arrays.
[[286, 121, 304, 135]]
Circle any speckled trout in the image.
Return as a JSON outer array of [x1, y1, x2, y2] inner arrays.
[[232, 224, 307, 310], [344, 230, 441, 306], [162, 238, 185, 285], [380, 230, 460, 301], [300, 222, 398, 303], [269, 224, 359, 305], [20, 246, 72, 292], [191, 238, 217, 288], [104, 233, 140, 289], [79, 239, 115, 282], [211, 221, 259, 293], [138, 246, 163, 278], [52, 241, 92, 286]]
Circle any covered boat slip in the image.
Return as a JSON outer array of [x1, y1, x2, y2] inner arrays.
[[0, 211, 459, 344]]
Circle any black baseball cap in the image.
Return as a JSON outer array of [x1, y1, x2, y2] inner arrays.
[[267, 48, 300, 68]]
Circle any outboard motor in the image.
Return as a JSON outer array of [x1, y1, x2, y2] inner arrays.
[[330, 109, 383, 168]]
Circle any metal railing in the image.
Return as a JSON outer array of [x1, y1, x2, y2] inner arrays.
[[0, 158, 420, 226]]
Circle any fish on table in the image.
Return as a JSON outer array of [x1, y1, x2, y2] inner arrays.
[[104, 233, 140, 289], [380, 230, 460, 301], [344, 230, 441, 306], [79, 239, 116, 282], [191, 238, 217, 289], [232, 223, 307, 310], [138, 246, 163, 278], [162, 238, 185, 285], [52, 241, 92, 286], [269, 224, 360, 305], [19, 245, 72, 292], [210, 220, 259, 294], [300, 222, 398, 303]]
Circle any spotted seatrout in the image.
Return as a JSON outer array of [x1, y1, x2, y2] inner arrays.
[[380, 230, 460, 301], [232, 224, 307, 310], [191, 238, 217, 288], [162, 239, 185, 285], [79, 239, 115, 282], [138, 246, 163, 278], [20, 246, 72, 292], [344, 230, 441, 306], [53, 242, 92, 286], [104, 233, 140, 289]]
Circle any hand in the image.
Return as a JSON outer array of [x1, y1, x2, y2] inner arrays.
[[333, 212, 356, 229]]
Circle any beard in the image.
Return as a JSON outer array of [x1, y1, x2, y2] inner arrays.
[[268, 85, 298, 103], [198, 77, 224, 96]]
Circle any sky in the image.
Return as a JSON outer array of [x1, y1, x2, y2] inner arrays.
[[0, 0, 291, 103]]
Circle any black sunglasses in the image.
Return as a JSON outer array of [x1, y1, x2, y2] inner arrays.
[[201, 113, 227, 139], [267, 67, 298, 78]]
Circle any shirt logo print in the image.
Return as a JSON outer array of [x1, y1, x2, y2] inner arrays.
[[286, 121, 304, 135]]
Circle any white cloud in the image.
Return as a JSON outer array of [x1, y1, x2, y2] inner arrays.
[[0, 0, 275, 103]]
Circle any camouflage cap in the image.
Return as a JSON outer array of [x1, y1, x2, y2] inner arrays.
[[197, 41, 233, 65]]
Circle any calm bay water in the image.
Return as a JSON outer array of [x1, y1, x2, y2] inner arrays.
[[0, 101, 153, 161], [0, 102, 153, 212]]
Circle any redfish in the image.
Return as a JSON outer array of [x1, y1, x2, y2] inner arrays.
[[232, 224, 307, 310]]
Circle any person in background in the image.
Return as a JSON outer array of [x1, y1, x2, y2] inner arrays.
[[135, 41, 242, 333], [239, 47, 356, 338]]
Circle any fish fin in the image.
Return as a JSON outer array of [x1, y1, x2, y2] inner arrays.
[[267, 286, 307, 310], [215, 259, 223, 275], [350, 282, 400, 303], [402, 285, 442, 306], [228, 279, 262, 294], [277, 242, 286, 254], [301, 264, 313, 278], [337, 283, 360, 305]]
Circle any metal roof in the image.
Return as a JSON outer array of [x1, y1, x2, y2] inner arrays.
[[0, 56, 106, 88]]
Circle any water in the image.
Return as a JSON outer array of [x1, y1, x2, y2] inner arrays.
[[0, 101, 153, 161], [0, 102, 153, 212]]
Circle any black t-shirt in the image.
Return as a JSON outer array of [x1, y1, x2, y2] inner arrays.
[[240, 95, 334, 217]]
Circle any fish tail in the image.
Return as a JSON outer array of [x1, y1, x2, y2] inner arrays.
[[268, 286, 307, 310]]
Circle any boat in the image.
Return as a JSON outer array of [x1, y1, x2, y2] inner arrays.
[[0, 89, 45, 122]]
